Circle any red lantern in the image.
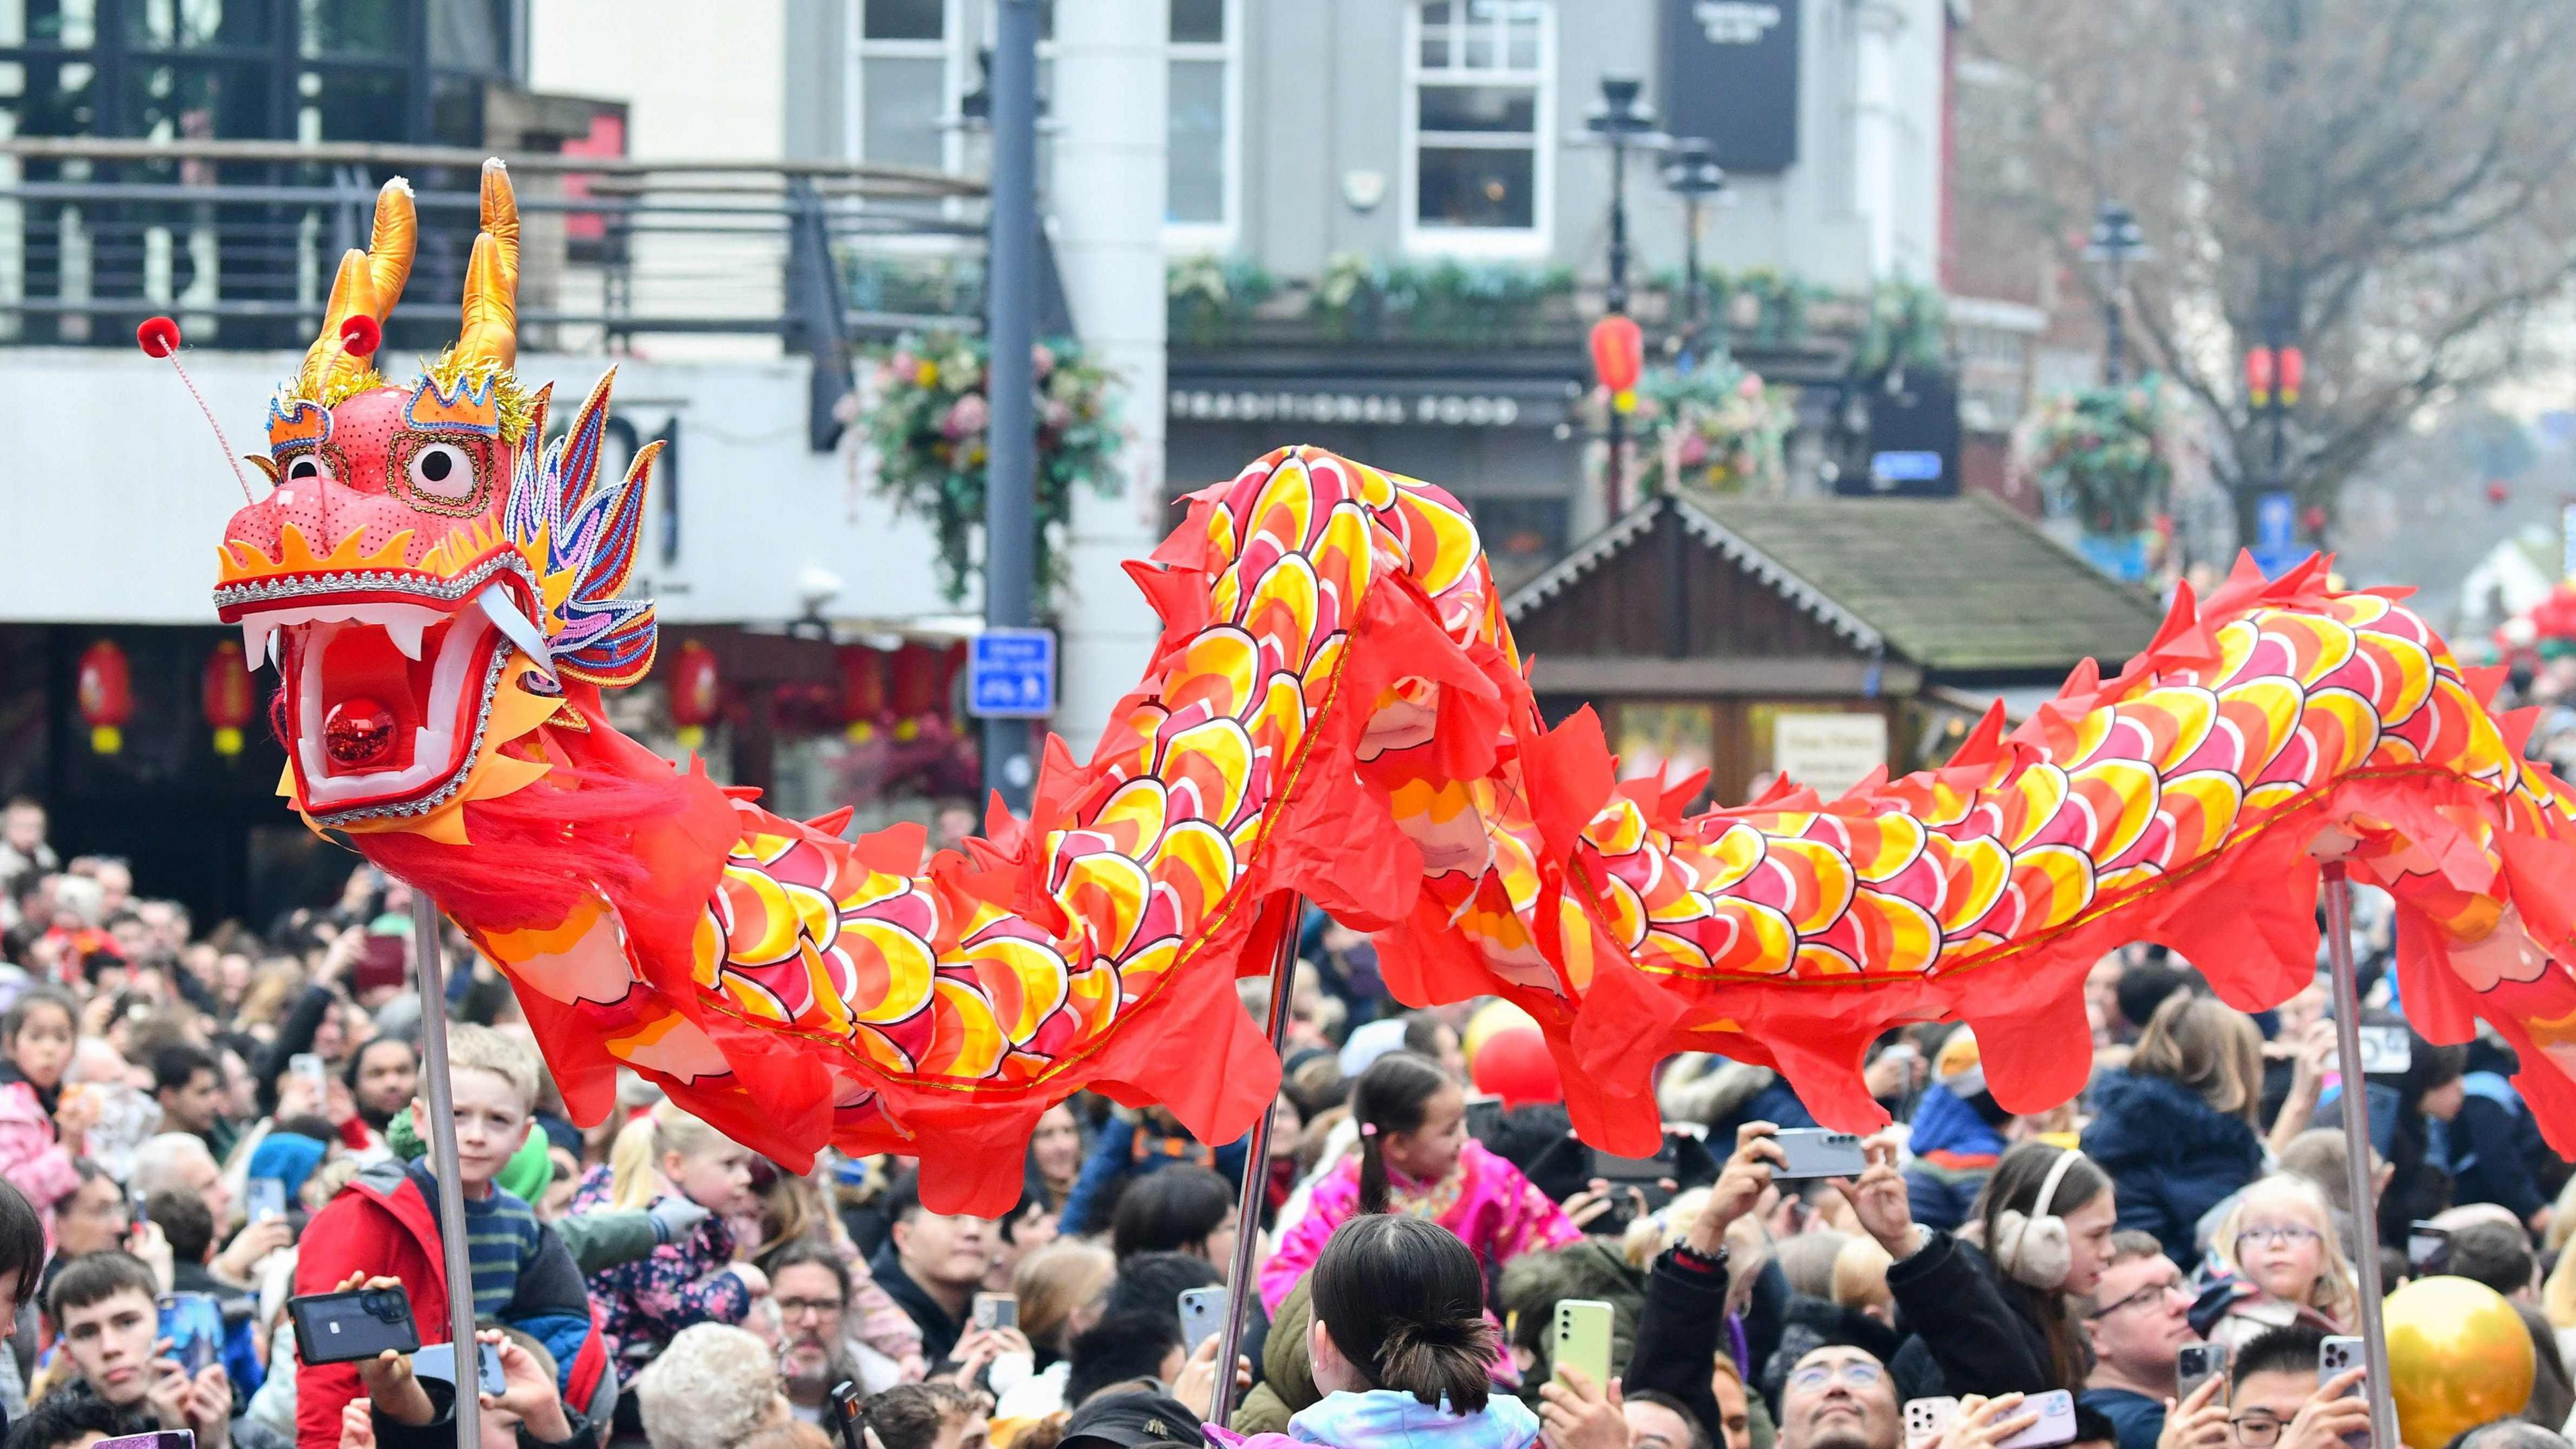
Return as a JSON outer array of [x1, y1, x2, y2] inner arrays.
[[837, 645, 891, 742], [76, 641, 132, 755], [203, 640, 255, 757], [1589, 315, 1644, 413], [889, 642, 959, 741], [2243, 346, 2275, 407], [1471, 1026, 1562, 1110], [667, 640, 720, 751], [2488, 480, 2512, 506], [2277, 346, 2306, 406]]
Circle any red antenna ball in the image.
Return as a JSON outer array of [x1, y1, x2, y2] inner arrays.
[[136, 316, 181, 359], [339, 314, 382, 358]]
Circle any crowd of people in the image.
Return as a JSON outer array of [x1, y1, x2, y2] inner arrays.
[[0, 796, 2568, 1449]]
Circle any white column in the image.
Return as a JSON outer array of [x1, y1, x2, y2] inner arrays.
[[1049, 0, 1170, 760], [1851, 0, 1906, 280]]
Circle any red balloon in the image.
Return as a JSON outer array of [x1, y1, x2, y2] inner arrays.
[[339, 314, 382, 358], [1472, 1026, 1562, 1109], [136, 316, 180, 359]]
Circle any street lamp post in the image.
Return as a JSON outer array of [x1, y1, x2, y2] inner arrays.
[[1661, 137, 1725, 372], [981, 0, 1040, 813], [1585, 75, 1662, 513], [2084, 199, 2145, 386]]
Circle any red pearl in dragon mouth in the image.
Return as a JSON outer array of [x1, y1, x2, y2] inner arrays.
[[324, 698, 398, 767]]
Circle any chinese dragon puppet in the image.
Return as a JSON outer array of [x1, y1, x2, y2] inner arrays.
[[200, 164, 2576, 1210]]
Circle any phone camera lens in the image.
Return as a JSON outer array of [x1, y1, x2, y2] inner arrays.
[[362, 1290, 396, 1318]]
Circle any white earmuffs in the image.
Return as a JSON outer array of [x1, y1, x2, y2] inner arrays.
[[1992, 1146, 2084, 1290]]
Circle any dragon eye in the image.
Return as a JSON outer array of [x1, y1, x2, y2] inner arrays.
[[285, 455, 331, 483], [407, 443, 477, 501]]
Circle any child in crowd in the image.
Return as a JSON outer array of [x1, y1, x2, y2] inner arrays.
[[1260, 1051, 1577, 1314], [2197, 1175, 2357, 1350], [0, 989, 91, 1250], [292, 1025, 607, 1449], [568, 1100, 769, 1377]]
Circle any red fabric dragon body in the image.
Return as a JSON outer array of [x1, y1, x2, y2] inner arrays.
[[213, 167, 2576, 1210]]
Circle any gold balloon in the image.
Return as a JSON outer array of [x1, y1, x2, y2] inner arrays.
[[1462, 999, 1537, 1065], [2384, 1275, 2535, 1449]]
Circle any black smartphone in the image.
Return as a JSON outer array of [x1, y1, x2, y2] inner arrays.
[[2407, 1221, 2449, 1271], [829, 1381, 867, 1449], [1465, 1095, 1505, 1139], [288, 1286, 420, 1366]]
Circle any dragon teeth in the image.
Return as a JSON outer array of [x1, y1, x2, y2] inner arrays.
[[386, 616, 428, 660], [241, 619, 279, 671]]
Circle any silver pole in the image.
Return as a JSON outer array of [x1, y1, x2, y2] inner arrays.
[[1210, 904, 1304, 1428], [2321, 863, 2400, 1448], [409, 894, 482, 1449], [979, 0, 1040, 815]]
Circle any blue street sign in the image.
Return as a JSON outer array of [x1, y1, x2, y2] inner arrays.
[[967, 628, 1057, 718], [2249, 490, 2303, 578], [1870, 450, 1944, 484]]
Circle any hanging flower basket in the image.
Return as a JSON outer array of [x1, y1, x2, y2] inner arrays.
[[864, 333, 1122, 603], [1576, 358, 1798, 496], [2019, 376, 2176, 540]]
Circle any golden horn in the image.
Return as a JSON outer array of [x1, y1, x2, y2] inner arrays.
[[297, 176, 415, 398], [454, 158, 521, 369]]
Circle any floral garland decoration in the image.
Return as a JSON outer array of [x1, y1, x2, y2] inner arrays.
[[2019, 376, 2174, 537], [864, 332, 1122, 603]]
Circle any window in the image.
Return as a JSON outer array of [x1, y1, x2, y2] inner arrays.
[[1405, 0, 1552, 254], [854, 0, 952, 172], [1165, 0, 1236, 243]]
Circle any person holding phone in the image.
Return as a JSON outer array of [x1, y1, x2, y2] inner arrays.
[[2219, 1326, 2369, 1449], [2073, 1234, 2199, 1449], [44, 1252, 244, 1449]]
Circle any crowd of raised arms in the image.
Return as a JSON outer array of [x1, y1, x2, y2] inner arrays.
[[0, 794, 2565, 1449]]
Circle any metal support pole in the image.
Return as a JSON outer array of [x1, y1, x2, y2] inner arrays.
[[409, 894, 481, 1449], [981, 0, 1040, 815], [2321, 863, 2400, 1449], [1210, 904, 1304, 1428], [1603, 139, 1629, 515], [1680, 197, 1703, 372]]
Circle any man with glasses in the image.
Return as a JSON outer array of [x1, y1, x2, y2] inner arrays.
[[2080, 1232, 2202, 1449], [2226, 1325, 2371, 1449], [1777, 1345, 1901, 1449], [770, 1242, 902, 1419]]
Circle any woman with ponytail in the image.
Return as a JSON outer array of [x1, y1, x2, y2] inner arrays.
[[1258, 1053, 1576, 1314], [567, 1101, 771, 1376], [1216, 1215, 1621, 1449]]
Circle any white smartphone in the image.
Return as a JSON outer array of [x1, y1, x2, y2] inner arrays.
[[1994, 1391, 2077, 1449], [2318, 1336, 2367, 1448], [1772, 1129, 1868, 1180], [1177, 1286, 1226, 1353], [1904, 1397, 1958, 1449], [2178, 1342, 2229, 1404]]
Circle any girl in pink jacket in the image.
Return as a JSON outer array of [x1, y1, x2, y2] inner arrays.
[[0, 989, 91, 1251]]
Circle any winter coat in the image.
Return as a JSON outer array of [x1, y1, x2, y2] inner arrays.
[[0, 1069, 76, 1251], [1059, 1110, 1247, 1238], [564, 1166, 750, 1372], [1624, 1247, 1731, 1441], [1885, 1230, 2060, 1399], [1210, 1387, 1542, 1449], [870, 1239, 965, 1366], [1229, 1275, 1319, 1437], [1903, 1085, 2006, 1234], [1496, 1240, 1647, 1390], [2081, 1071, 2262, 1271], [293, 1159, 607, 1449], [2452, 1041, 2557, 1225], [1656, 1057, 1819, 1143]]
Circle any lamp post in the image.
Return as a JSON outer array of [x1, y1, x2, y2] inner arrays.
[[980, 0, 1040, 814], [1661, 137, 1725, 372], [2084, 199, 2146, 386], [1583, 75, 1664, 513]]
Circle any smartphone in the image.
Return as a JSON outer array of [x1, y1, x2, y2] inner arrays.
[[2177, 1343, 2229, 1405], [246, 1178, 288, 1222], [1904, 1399, 1958, 1449], [1464, 1094, 1505, 1139], [95, 1434, 194, 1449], [1772, 1128, 1869, 1180], [1177, 1286, 1226, 1353], [288, 1052, 329, 1102], [411, 1340, 506, 1395], [829, 1381, 867, 1449], [354, 931, 408, 995], [1994, 1390, 2078, 1449], [970, 1291, 1017, 1332], [157, 1293, 224, 1376], [1551, 1298, 1614, 1389], [2407, 1222, 2449, 1271], [288, 1286, 421, 1366], [2318, 1336, 2367, 1448], [2357, 1024, 2413, 1075]]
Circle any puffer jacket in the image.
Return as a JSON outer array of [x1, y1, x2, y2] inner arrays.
[[2081, 1071, 2261, 1271]]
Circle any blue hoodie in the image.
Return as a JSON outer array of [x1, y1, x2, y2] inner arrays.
[[1903, 1085, 2008, 1232], [2082, 1071, 2262, 1271]]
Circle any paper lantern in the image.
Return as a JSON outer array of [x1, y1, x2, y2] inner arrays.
[[1471, 1026, 1562, 1110], [667, 640, 720, 751], [2243, 346, 2275, 407], [839, 645, 890, 742], [890, 642, 960, 741], [2277, 345, 2305, 405], [76, 640, 132, 755], [1590, 315, 1644, 413], [203, 640, 255, 757]]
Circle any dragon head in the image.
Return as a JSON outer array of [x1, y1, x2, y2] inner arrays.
[[213, 161, 660, 842]]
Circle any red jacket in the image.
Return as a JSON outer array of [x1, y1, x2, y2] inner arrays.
[[293, 1160, 608, 1449]]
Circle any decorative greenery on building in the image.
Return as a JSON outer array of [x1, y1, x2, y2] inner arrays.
[[863, 333, 1122, 602], [1852, 278, 1949, 379], [2020, 376, 2176, 539]]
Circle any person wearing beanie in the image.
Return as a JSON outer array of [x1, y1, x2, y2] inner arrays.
[[1902, 1029, 2015, 1233]]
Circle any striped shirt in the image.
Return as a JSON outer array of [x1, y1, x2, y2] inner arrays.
[[461, 1186, 544, 1318]]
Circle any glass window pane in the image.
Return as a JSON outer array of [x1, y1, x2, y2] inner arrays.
[[123, 58, 268, 137], [1507, 13, 1538, 68], [301, 64, 404, 138], [429, 70, 482, 144], [4, 0, 101, 46], [862, 0, 943, 41], [1462, 15, 1493, 68], [1416, 144, 1533, 228], [1417, 1, 1450, 68], [127, 0, 264, 48], [1417, 84, 1533, 134], [1171, 0, 1222, 44], [428, 0, 504, 72], [861, 54, 944, 168], [300, 0, 405, 58], [1167, 57, 1224, 223]]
